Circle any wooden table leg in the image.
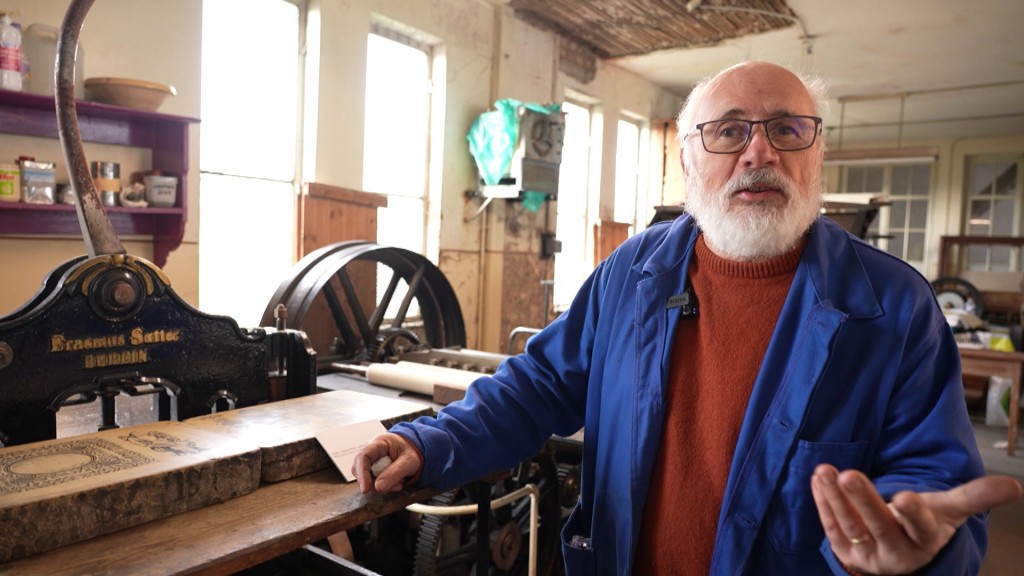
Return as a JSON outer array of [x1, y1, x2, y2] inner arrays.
[[1009, 372, 1020, 456]]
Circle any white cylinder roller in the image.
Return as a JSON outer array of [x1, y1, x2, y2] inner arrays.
[[365, 361, 484, 396]]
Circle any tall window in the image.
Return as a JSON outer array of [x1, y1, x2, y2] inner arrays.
[[965, 157, 1022, 271], [363, 27, 435, 323], [363, 29, 432, 256], [614, 118, 641, 229], [199, 0, 301, 326], [841, 162, 932, 272], [885, 164, 931, 266], [610, 115, 651, 231], [553, 100, 597, 311], [844, 165, 884, 199]]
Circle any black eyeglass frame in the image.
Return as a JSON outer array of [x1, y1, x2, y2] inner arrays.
[[688, 115, 823, 154]]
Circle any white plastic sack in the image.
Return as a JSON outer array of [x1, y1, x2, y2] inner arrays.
[[985, 375, 1012, 427]]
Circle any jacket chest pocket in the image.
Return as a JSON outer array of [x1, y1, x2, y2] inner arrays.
[[766, 440, 868, 555]]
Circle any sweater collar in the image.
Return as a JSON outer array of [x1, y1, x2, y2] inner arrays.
[[694, 234, 804, 280]]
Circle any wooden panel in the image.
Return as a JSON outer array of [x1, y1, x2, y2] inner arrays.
[[299, 183, 388, 259], [184, 390, 433, 483], [660, 120, 685, 207], [297, 184, 389, 351], [594, 220, 631, 265], [979, 290, 1024, 319], [0, 421, 261, 562]]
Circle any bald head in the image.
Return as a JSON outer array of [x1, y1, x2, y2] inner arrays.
[[677, 62, 829, 148]]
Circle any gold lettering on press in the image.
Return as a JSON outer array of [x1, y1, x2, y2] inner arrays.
[[50, 333, 127, 352], [49, 327, 181, 369], [49, 328, 180, 353], [129, 328, 181, 345], [84, 349, 150, 369]]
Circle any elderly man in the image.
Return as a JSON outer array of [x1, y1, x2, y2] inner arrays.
[[355, 61, 1022, 575]]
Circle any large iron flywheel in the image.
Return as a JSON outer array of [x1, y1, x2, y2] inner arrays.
[[261, 241, 466, 369]]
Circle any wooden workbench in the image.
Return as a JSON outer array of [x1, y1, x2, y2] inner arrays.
[[959, 346, 1024, 456], [0, 468, 437, 575]]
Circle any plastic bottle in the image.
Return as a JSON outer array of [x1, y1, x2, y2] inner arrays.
[[0, 13, 23, 91], [24, 24, 84, 98], [16, 23, 28, 88]]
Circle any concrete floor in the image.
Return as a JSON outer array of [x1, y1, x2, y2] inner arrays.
[[973, 419, 1024, 576]]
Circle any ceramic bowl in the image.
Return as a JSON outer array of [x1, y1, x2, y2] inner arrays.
[[84, 77, 177, 112]]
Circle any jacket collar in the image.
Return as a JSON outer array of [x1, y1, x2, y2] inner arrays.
[[802, 217, 884, 320], [638, 214, 883, 321]]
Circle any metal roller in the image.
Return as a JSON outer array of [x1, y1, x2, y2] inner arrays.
[[362, 361, 481, 396]]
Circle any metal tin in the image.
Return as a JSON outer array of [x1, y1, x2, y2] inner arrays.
[[0, 162, 20, 202], [90, 161, 120, 179], [57, 184, 76, 204], [100, 189, 118, 206], [23, 185, 55, 204], [92, 177, 121, 192]]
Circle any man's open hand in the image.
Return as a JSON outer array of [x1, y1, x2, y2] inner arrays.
[[811, 464, 1022, 574]]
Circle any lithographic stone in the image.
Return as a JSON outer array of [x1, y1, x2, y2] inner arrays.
[[184, 390, 433, 482], [0, 421, 261, 562]]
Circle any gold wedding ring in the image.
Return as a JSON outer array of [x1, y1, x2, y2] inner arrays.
[[849, 534, 871, 545]]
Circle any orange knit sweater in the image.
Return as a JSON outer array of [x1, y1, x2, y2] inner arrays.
[[633, 235, 802, 574]]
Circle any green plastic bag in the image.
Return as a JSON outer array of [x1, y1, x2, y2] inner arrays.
[[467, 99, 562, 186]]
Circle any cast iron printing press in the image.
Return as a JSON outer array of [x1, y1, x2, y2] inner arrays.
[[0, 2, 576, 574]]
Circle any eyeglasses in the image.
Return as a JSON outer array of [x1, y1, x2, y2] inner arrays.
[[687, 115, 822, 154]]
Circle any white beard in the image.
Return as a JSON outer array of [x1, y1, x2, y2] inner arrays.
[[685, 166, 822, 261]]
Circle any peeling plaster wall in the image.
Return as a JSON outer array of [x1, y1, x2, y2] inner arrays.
[[310, 1, 686, 353], [310, 0, 497, 349]]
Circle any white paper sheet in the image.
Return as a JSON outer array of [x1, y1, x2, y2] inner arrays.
[[315, 420, 387, 482]]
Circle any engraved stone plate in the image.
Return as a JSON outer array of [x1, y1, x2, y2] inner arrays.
[[0, 421, 261, 562], [184, 390, 433, 483]]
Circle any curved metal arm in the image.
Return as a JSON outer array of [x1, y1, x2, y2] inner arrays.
[[56, 0, 125, 258]]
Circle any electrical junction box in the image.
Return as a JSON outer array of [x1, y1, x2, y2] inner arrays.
[[541, 232, 562, 259]]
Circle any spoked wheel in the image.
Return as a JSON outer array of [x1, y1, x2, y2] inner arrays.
[[931, 276, 984, 316], [261, 241, 466, 369], [413, 453, 563, 576]]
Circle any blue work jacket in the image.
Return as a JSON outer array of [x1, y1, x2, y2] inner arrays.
[[393, 214, 987, 575]]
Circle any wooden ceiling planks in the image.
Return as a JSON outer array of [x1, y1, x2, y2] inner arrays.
[[508, 0, 797, 58]]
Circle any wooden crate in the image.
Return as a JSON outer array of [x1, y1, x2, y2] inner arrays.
[[0, 421, 261, 562], [184, 390, 433, 483]]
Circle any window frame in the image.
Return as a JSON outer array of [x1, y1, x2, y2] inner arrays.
[[838, 161, 935, 273]]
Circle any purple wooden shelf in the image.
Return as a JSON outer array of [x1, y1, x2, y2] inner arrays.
[[0, 89, 198, 268]]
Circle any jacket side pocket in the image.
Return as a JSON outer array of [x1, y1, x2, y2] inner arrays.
[[560, 501, 595, 573]]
